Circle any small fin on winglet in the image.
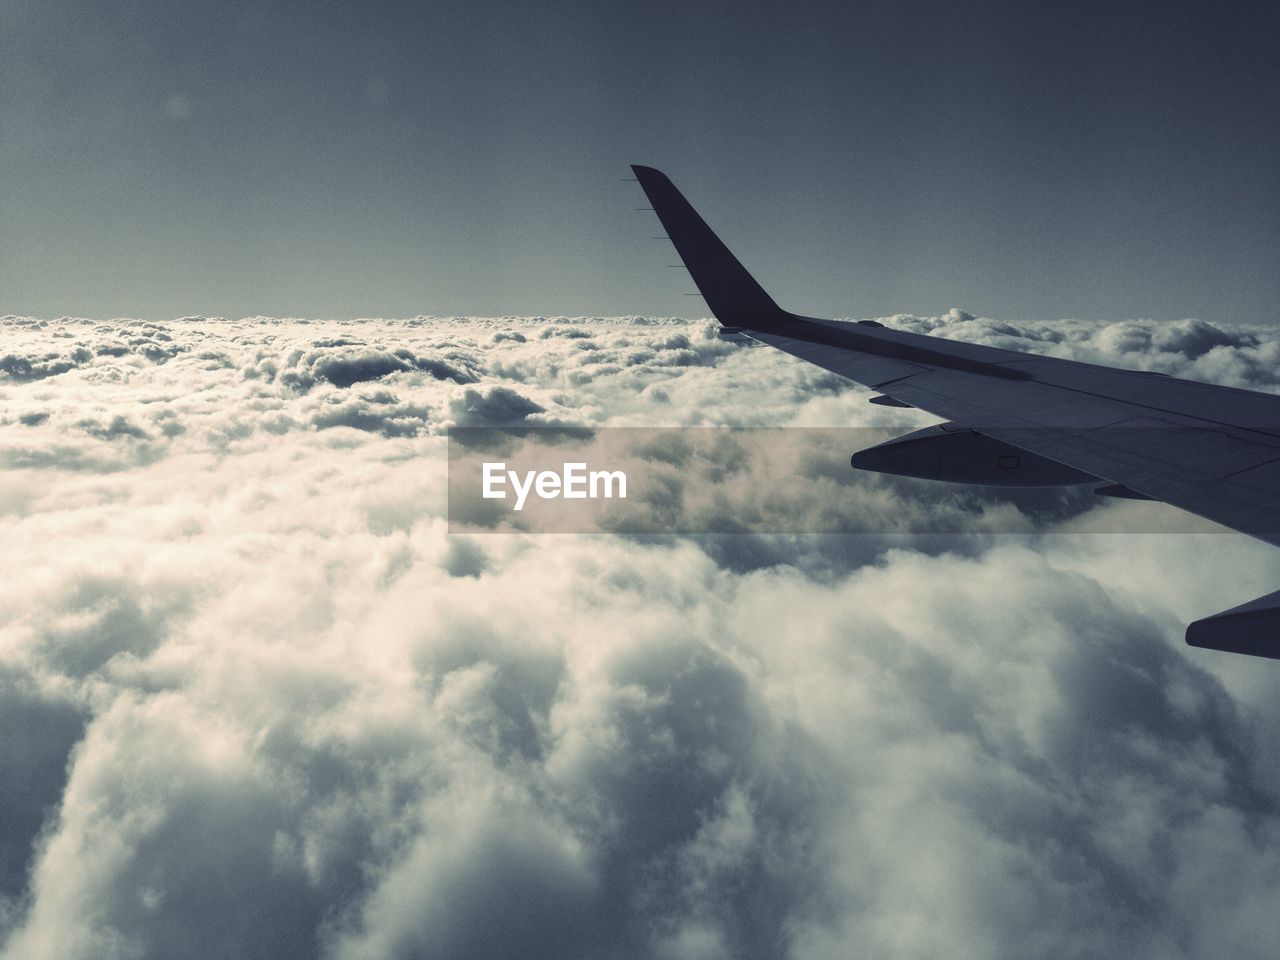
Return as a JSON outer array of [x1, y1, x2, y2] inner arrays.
[[631, 166, 786, 328], [1187, 588, 1280, 659]]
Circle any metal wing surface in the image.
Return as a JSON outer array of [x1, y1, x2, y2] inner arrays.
[[631, 164, 1280, 657]]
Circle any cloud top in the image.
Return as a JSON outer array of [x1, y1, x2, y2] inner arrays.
[[3, 312, 1280, 959]]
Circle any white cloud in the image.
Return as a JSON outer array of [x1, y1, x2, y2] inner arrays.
[[2, 313, 1280, 959]]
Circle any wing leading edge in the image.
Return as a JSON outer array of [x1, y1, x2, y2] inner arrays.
[[630, 164, 1280, 659]]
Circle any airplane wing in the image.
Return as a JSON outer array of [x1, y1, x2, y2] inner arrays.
[[631, 164, 1280, 659]]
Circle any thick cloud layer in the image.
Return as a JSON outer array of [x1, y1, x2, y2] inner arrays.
[[3, 312, 1280, 959]]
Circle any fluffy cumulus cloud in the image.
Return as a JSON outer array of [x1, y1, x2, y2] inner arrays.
[[3, 311, 1280, 960]]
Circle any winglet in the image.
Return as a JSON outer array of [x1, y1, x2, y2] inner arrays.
[[631, 165, 787, 328]]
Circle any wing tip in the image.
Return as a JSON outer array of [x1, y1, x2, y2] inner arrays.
[[628, 165, 785, 327], [630, 164, 668, 189]]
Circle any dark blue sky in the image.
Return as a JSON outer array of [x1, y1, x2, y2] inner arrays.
[[4, 0, 1279, 323]]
